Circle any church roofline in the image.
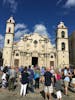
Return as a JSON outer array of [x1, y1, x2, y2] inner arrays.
[[57, 21, 68, 29], [7, 16, 15, 24]]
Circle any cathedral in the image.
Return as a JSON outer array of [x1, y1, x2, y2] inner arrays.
[[3, 17, 69, 68]]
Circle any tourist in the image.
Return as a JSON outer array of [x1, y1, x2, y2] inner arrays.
[[1, 71, 7, 88], [28, 65, 34, 92], [63, 67, 70, 95], [55, 70, 62, 100], [40, 66, 45, 83], [8, 66, 16, 91], [20, 67, 29, 96], [71, 68, 75, 89], [44, 67, 53, 100], [34, 67, 40, 89], [50, 66, 55, 86], [0, 66, 4, 72], [19, 65, 24, 73]]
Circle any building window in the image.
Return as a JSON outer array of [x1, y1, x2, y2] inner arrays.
[[16, 53, 19, 56], [34, 40, 38, 44], [7, 39, 10, 44], [61, 31, 65, 38], [10, 20, 11, 23], [62, 42, 65, 51], [51, 55, 53, 58], [50, 61, 54, 66], [8, 27, 11, 33]]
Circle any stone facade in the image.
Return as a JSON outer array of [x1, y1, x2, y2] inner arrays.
[[3, 17, 69, 68]]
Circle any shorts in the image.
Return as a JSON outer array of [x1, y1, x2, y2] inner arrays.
[[64, 81, 69, 87], [44, 84, 53, 93], [71, 78, 75, 84], [56, 90, 62, 99]]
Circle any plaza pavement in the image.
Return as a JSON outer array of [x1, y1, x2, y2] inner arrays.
[[0, 71, 75, 100], [0, 82, 75, 100]]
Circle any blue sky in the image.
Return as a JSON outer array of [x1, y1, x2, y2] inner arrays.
[[0, 0, 75, 48]]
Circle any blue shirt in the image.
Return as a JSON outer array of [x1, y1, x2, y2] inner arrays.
[[28, 68, 34, 80]]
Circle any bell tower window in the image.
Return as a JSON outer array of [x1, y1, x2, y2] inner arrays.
[[62, 42, 65, 51], [8, 27, 11, 33], [10, 20, 11, 23], [7, 39, 10, 44], [61, 31, 65, 38]]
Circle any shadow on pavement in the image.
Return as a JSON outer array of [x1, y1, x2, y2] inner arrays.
[[40, 90, 45, 99]]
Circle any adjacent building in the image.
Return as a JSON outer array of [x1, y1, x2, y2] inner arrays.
[[3, 17, 69, 68], [69, 31, 75, 67], [0, 48, 3, 66]]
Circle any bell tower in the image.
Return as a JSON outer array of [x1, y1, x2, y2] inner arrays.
[[3, 17, 15, 66], [56, 22, 69, 68]]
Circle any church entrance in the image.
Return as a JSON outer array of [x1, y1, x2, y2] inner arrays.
[[50, 61, 54, 67], [14, 59, 19, 67], [32, 57, 38, 66]]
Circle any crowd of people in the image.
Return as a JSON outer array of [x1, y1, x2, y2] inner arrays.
[[0, 65, 75, 100]]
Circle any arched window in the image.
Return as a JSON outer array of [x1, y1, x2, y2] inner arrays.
[[16, 53, 19, 56], [62, 42, 65, 51], [34, 40, 38, 44], [61, 31, 65, 38], [10, 20, 11, 23], [8, 27, 11, 33], [7, 39, 10, 44], [50, 55, 53, 58]]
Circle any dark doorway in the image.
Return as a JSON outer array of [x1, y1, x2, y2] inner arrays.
[[32, 57, 38, 66], [14, 59, 19, 67], [50, 61, 54, 66]]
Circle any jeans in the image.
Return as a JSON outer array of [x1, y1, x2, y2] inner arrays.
[[35, 78, 39, 89], [8, 77, 15, 90], [29, 80, 34, 92]]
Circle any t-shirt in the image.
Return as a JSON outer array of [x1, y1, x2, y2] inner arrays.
[[40, 68, 45, 76], [9, 69, 16, 79], [28, 68, 34, 80], [56, 74, 61, 81], [64, 69, 70, 82], [21, 71, 29, 84], [44, 71, 52, 86], [64, 69, 68, 76], [64, 76, 70, 82], [2, 73, 6, 80]]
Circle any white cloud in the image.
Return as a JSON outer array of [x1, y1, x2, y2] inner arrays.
[[15, 24, 27, 31], [34, 24, 50, 37], [15, 23, 29, 40], [0, 34, 4, 41], [0, 34, 4, 48], [15, 29, 29, 40], [64, 0, 75, 8], [3, 0, 18, 13], [57, 0, 75, 8], [33, 24, 56, 44], [56, 0, 63, 5], [15, 23, 54, 44]]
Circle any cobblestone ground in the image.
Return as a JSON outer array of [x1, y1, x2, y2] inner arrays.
[[0, 82, 75, 100], [0, 72, 75, 100]]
